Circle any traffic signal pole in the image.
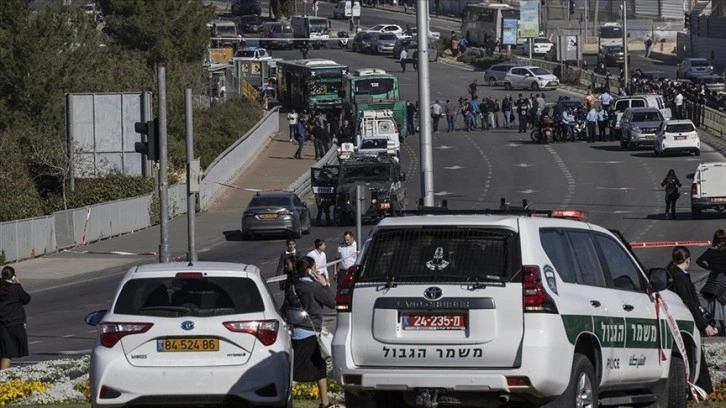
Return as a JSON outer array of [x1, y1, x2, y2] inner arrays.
[[417, 0, 434, 207], [158, 65, 171, 263]]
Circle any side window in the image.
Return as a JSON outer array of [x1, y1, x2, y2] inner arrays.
[[632, 100, 646, 108], [540, 228, 577, 283], [594, 234, 643, 291], [512, 68, 524, 76], [566, 231, 607, 287]]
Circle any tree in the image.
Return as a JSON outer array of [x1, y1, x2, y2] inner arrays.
[[97, 0, 215, 65]]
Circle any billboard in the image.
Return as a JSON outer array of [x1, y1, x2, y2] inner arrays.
[[501, 18, 518, 45], [518, 1, 540, 39]]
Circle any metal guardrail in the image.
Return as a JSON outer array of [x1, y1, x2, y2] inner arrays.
[[288, 143, 339, 199]]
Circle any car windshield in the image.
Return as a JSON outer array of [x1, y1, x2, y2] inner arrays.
[[271, 24, 293, 34], [369, 24, 385, 31], [361, 139, 389, 149], [606, 46, 623, 52], [245, 16, 262, 24], [534, 38, 550, 44], [632, 112, 663, 122], [216, 25, 237, 35], [114, 277, 264, 317], [358, 228, 520, 283], [530, 67, 550, 75], [378, 33, 397, 41], [248, 196, 290, 207], [666, 123, 695, 133], [309, 19, 328, 33], [341, 164, 391, 181]]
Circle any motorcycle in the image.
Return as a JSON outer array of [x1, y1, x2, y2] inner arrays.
[[530, 116, 554, 144], [337, 31, 349, 48]]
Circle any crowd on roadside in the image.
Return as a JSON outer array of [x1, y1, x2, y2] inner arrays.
[[286, 109, 356, 161]]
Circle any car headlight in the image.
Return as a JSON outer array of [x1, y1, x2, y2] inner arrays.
[[631, 126, 641, 133]]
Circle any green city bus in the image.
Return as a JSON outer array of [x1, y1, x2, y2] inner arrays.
[[276, 59, 348, 112], [342, 68, 409, 138]]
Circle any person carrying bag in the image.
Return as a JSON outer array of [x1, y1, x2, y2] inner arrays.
[[661, 169, 681, 219], [281, 257, 336, 408]]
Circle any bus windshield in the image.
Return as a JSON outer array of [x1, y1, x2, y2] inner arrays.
[[309, 19, 328, 33], [460, 5, 519, 47], [308, 78, 342, 96], [353, 78, 396, 96], [600, 26, 622, 39]]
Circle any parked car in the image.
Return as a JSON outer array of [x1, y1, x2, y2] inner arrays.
[[520, 37, 554, 56], [332, 208, 698, 408], [371, 32, 398, 54], [85, 261, 293, 408], [619, 107, 665, 150], [229, 46, 271, 65], [238, 15, 264, 33], [352, 31, 375, 53], [393, 38, 412, 59], [232, 0, 262, 16], [692, 74, 725, 92], [654, 119, 700, 156], [483, 63, 523, 86], [676, 58, 714, 80], [409, 26, 441, 39], [333, 0, 348, 19], [503, 66, 559, 91], [365, 23, 404, 37], [241, 191, 312, 239], [597, 45, 626, 66], [688, 161, 726, 219], [610, 94, 672, 139]]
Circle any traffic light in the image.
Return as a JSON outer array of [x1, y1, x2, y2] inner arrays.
[[134, 118, 159, 162], [684, 12, 690, 29], [569, 0, 575, 15]]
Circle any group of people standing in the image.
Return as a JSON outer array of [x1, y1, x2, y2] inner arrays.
[[0, 266, 31, 370], [277, 233, 358, 408], [286, 110, 354, 161]]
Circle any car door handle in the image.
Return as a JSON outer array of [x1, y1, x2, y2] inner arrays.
[[590, 300, 601, 308], [622, 304, 635, 312]]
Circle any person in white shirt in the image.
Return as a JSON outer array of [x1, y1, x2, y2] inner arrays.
[[287, 110, 299, 141], [306, 239, 330, 283], [674, 92, 684, 119], [430, 100, 443, 132], [334, 231, 358, 286]]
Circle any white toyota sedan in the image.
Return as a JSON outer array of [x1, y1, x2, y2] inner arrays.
[[85, 262, 292, 408], [654, 119, 701, 156]]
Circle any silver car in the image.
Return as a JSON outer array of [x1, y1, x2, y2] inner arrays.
[[372, 32, 398, 54], [241, 191, 312, 239], [620, 107, 665, 150], [676, 58, 713, 80], [483, 63, 523, 86]]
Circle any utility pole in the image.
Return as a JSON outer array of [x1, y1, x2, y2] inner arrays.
[[623, 0, 629, 92], [158, 65, 171, 263], [185, 89, 198, 263], [417, 0, 434, 207]]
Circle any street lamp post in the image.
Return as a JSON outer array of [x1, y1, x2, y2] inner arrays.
[[623, 0, 629, 92]]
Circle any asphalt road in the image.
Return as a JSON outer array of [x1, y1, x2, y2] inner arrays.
[[24, 4, 724, 362]]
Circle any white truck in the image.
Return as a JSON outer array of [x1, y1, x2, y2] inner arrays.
[[688, 161, 726, 219], [356, 109, 400, 157], [291, 15, 331, 48]]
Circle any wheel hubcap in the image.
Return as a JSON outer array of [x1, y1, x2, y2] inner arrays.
[[575, 373, 594, 408]]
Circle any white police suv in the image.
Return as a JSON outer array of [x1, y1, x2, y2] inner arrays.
[[332, 207, 700, 408]]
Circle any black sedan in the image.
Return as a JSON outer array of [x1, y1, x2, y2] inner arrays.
[[598, 45, 628, 67], [241, 191, 312, 240], [238, 15, 264, 34]]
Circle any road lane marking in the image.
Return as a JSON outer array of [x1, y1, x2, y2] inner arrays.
[[545, 145, 575, 206], [444, 165, 464, 169]]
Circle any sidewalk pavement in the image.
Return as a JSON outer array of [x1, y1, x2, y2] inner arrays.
[[16, 114, 318, 293]]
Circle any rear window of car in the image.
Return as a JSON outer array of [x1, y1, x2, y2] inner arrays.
[[666, 123, 695, 133], [632, 111, 663, 122], [378, 33, 397, 41], [248, 196, 290, 206], [361, 139, 388, 149], [114, 277, 264, 317], [690, 60, 711, 67], [358, 228, 521, 283]]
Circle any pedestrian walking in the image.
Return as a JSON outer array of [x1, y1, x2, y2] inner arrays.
[[399, 48, 408, 72], [293, 117, 306, 159], [282, 257, 335, 408], [301, 41, 310, 58], [406, 100, 417, 135], [334, 231, 358, 286], [493, 99, 501, 128], [0, 266, 31, 370], [644, 35, 653, 58], [697, 229, 726, 335], [469, 97, 480, 129], [308, 120, 330, 160], [468, 80, 478, 100], [430, 100, 443, 132], [586, 105, 598, 143], [502, 95, 512, 129], [660, 169, 681, 219], [444, 99, 456, 132], [307, 239, 330, 282], [666, 246, 716, 394], [287, 110, 299, 141], [450, 33, 459, 57], [516, 94, 529, 133], [275, 238, 300, 289]]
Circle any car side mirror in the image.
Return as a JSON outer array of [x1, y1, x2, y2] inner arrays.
[[647, 268, 671, 292], [687, 173, 695, 179], [85, 310, 107, 326]]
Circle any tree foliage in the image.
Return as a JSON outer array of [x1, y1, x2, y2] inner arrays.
[[97, 0, 215, 65]]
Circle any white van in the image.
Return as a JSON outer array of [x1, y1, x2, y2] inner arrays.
[[356, 109, 400, 156], [688, 162, 726, 218]]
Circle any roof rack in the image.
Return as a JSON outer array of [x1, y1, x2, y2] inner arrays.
[[403, 198, 587, 220]]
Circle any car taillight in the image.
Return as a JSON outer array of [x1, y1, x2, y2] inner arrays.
[[277, 210, 294, 216], [336, 266, 357, 312], [522, 265, 557, 313], [98, 322, 153, 348], [691, 182, 698, 196], [224, 320, 279, 346]]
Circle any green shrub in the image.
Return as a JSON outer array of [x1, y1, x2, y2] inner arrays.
[[40, 174, 156, 214], [0, 138, 44, 222]]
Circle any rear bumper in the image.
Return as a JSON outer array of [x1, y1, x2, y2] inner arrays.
[[660, 139, 700, 153], [692, 196, 726, 210]]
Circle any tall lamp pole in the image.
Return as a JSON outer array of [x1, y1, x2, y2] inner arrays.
[[623, 0, 629, 92], [417, 0, 434, 207]]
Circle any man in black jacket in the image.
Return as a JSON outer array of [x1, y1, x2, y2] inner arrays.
[[338, 119, 355, 145], [308, 121, 330, 160]]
